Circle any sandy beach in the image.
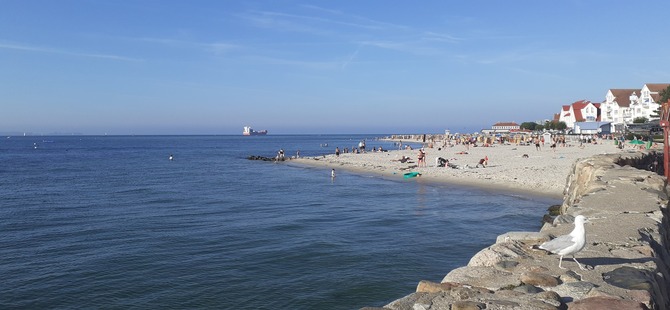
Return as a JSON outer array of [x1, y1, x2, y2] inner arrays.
[[293, 139, 644, 198]]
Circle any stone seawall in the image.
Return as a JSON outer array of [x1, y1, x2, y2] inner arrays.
[[364, 152, 670, 310]]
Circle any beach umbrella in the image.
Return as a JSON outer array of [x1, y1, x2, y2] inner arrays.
[[629, 139, 645, 145]]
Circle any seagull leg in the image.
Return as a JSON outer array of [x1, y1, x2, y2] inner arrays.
[[558, 255, 566, 269], [573, 256, 586, 270]]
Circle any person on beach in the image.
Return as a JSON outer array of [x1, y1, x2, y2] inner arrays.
[[476, 156, 488, 168], [535, 137, 541, 151], [335, 147, 340, 157], [417, 148, 426, 167], [331, 169, 336, 178], [393, 156, 411, 163]]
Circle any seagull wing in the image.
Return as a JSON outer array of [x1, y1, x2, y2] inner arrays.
[[538, 235, 575, 254]]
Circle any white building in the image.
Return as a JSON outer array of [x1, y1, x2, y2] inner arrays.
[[633, 83, 670, 120], [491, 122, 520, 133], [558, 100, 600, 129], [600, 89, 638, 125], [598, 84, 669, 132]]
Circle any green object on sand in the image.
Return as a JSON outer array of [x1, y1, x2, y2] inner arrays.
[[403, 172, 421, 179]]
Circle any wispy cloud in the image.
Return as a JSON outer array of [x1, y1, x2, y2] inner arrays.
[[422, 31, 464, 43], [237, 6, 461, 60], [300, 4, 410, 31], [132, 37, 239, 54], [0, 42, 142, 62], [235, 11, 334, 36], [237, 6, 411, 36], [341, 47, 359, 70], [245, 55, 340, 70], [259, 11, 385, 31], [359, 40, 446, 57], [475, 48, 608, 66]]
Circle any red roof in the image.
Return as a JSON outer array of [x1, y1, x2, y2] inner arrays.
[[571, 100, 590, 121], [609, 89, 639, 107], [646, 83, 670, 102], [492, 122, 519, 127]]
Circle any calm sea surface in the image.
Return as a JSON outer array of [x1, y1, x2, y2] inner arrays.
[[0, 135, 558, 309]]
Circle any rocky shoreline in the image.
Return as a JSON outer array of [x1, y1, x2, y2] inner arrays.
[[362, 151, 670, 310]]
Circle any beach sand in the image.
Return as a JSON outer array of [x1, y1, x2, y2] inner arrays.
[[293, 140, 642, 198]]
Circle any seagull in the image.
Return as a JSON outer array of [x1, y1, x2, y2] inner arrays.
[[538, 215, 587, 270]]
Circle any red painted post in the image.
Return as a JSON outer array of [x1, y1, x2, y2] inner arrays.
[[665, 121, 669, 180], [660, 100, 670, 179]]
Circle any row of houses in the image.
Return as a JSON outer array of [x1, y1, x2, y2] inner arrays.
[[556, 83, 669, 134], [483, 83, 668, 135]]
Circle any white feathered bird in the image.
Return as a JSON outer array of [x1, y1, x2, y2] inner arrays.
[[538, 215, 587, 270]]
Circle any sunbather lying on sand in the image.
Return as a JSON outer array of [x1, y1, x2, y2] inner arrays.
[[392, 156, 413, 163]]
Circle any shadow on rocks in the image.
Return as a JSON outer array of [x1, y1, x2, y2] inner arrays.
[[579, 257, 654, 267]]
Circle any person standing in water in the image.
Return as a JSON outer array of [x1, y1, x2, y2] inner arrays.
[[331, 169, 336, 178]]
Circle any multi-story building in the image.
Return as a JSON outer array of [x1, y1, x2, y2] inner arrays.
[[600, 88, 639, 126], [633, 83, 670, 120], [554, 83, 668, 133], [598, 84, 669, 132], [558, 100, 600, 129]]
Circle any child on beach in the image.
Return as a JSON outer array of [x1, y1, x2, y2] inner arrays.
[[476, 156, 488, 168]]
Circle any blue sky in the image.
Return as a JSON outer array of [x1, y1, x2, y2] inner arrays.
[[2, 1, 670, 135]]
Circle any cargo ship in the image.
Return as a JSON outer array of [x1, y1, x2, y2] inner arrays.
[[243, 126, 268, 136]]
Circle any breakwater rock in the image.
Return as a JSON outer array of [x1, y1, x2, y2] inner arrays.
[[247, 155, 290, 161], [365, 151, 670, 310]]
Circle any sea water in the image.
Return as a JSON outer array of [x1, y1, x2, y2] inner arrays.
[[0, 135, 558, 309]]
